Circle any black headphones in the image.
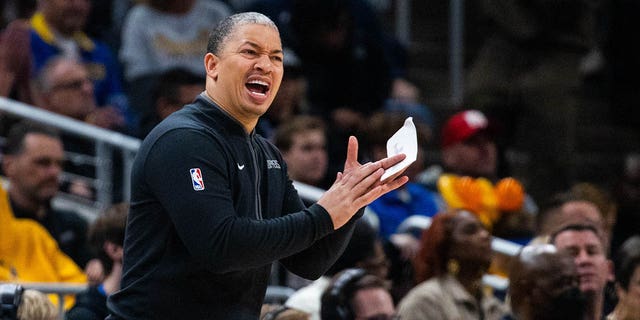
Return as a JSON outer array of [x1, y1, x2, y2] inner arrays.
[[321, 268, 367, 320], [0, 284, 23, 320]]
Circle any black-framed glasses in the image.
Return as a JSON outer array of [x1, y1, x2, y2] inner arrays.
[[50, 78, 92, 91]]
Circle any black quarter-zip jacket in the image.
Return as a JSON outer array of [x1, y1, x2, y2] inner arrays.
[[107, 94, 360, 319]]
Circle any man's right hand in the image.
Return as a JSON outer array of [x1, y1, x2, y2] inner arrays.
[[317, 136, 409, 229]]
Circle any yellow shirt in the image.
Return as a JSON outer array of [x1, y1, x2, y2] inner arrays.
[[0, 182, 87, 309]]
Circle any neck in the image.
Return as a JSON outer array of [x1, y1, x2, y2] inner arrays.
[[455, 265, 484, 296], [102, 261, 123, 295], [205, 92, 257, 134], [9, 189, 46, 218], [584, 291, 604, 320]]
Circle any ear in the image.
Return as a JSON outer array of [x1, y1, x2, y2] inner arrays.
[[606, 259, 615, 282], [204, 53, 220, 81], [2, 155, 16, 178]]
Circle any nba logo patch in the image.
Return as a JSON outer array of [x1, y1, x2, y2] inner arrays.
[[190, 168, 205, 191]]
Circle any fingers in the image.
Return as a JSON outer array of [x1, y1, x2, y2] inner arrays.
[[343, 136, 359, 171], [355, 175, 409, 208], [375, 153, 407, 170], [337, 161, 380, 188]]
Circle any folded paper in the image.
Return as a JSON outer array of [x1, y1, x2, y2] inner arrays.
[[381, 117, 417, 181]]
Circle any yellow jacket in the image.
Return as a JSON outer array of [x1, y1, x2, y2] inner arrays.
[[0, 182, 87, 309]]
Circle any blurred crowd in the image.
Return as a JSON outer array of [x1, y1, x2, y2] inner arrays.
[[1, 0, 639, 319]]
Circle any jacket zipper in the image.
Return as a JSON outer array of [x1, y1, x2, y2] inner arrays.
[[248, 135, 263, 220]]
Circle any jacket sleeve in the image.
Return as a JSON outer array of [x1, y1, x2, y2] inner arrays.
[[144, 129, 337, 273], [278, 201, 364, 279]]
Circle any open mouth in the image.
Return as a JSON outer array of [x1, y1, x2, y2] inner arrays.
[[246, 80, 269, 96]]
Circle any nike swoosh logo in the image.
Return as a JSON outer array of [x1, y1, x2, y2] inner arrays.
[[237, 164, 245, 170]]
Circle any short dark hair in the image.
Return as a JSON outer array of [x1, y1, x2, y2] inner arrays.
[[207, 12, 278, 55], [615, 236, 640, 290], [273, 115, 325, 152], [3, 121, 60, 155], [152, 67, 204, 105], [88, 202, 128, 274], [549, 223, 604, 247]]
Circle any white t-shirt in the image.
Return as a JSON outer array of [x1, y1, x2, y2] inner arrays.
[[285, 276, 331, 320], [119, 0, 231, 80]]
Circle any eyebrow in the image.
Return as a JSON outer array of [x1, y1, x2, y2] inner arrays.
[[243, 41, 283, 55]]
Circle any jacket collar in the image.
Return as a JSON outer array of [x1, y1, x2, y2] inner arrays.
[[30, 12, 95, 51], [196, 93, 255, 138]]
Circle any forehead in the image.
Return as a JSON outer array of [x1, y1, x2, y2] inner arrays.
[[554, 229, 603, 249], [452, 211, 481, 228], [292, 129, 325, 142], [353, 288, 394, 314], [15, 134, 64, 158], [223, 23, 282, 51]]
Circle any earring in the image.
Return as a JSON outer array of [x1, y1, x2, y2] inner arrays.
[[447, 259, 460, 276]]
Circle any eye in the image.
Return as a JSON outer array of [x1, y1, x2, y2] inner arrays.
[[271, 55, 283, 63], [240, 49, 258, 56]]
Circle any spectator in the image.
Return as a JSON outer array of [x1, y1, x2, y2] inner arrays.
[[420, 109, 536, 243], [0, 179, 87, 310], [33, 56, 125, 131], [508, 244, 586, 320], [18, 289, 59, 320], [140, 67, 205, 137], [1, 121, 94, 269], [66, 203, 128, 320], [537, 184, 615, 249], [119, 0, 231, 130], [0, 0, 134, 132], [320, 268, 396, 320], [607, 235, 640, 320], [0, 285, 59, 320], [0, 285, 58, 320], [397, 210, 508, 320], [273, 115, 329, 190], [550, 223, 614, 320], [285, 219, 388, 320]]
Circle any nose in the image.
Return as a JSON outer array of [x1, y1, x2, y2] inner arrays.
[[254, 54, 274, 73], [479, 227, 490, 240], [81, 79, 94, 94], [48, 162, 63, 177], [574, 249, 592, 266]]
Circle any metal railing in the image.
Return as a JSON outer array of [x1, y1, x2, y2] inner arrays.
[[0, 97, 140, 212]]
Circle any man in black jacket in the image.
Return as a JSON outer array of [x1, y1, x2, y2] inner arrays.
[[107, 12, 408, 319]]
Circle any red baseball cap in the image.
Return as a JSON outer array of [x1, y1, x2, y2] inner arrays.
[[441, 110, 490, 148]]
